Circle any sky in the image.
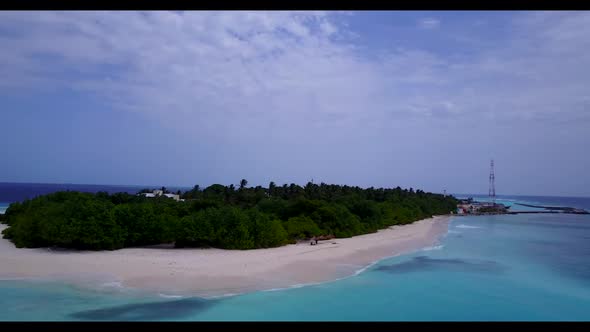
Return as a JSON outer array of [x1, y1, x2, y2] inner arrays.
[[0, 11, 589, 197]]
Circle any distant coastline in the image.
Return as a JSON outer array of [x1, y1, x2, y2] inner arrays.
[[0, 215, 450, 297]]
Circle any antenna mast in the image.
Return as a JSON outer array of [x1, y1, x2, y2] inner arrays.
[[489, 159, 496, 205]]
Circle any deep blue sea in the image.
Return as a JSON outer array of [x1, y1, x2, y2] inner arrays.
[[1, 184, 589, 321]]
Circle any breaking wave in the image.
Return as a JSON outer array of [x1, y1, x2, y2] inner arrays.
[[422, 245, 444, 251], [456, 224, 481, 229]]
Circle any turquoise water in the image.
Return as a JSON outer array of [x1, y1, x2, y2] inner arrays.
[[1, 196, 589, 321], [0, 202, 8, 214]]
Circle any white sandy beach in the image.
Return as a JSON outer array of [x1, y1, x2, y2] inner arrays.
[[0, 215, 450, 297]]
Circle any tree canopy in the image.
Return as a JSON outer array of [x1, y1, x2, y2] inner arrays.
[[1, 181, 457, 250]]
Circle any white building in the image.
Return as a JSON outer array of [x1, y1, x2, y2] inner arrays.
[[140, 190, 180, 202], [163, 193, 180, 201]]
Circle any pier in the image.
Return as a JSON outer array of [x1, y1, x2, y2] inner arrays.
[[506, 210, 589, 215], [512, 203, 589, 215]]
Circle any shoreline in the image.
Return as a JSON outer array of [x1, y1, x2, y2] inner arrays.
[[0, 215, 451, 298]]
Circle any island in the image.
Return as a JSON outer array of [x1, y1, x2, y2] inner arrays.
[[0, 181, 457, 296]]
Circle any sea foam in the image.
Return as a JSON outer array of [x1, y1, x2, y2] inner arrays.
[[422, 245, 444, 251], [158, 293, 184, 299], [456, 224, 482, 229]]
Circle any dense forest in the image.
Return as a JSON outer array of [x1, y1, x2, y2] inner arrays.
[[1, 181, 457, 250]]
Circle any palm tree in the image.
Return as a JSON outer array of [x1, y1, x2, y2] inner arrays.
[[239, 179, 248, 190]]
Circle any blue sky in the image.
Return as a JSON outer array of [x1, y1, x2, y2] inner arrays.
[[1, 11, 589, 196]]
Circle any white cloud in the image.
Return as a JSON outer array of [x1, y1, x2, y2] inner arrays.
[[320, 21, 337, 36], [0, 11, 390, 137], [0, 10, 589, 135], [419, 18, 440, 29]]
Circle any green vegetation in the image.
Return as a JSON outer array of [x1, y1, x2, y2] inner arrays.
[[1, 181, 457, 250]]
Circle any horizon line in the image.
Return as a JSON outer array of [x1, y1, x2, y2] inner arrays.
[[0, 181, 588, 199]]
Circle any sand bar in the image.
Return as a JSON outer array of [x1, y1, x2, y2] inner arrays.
[[0, 215, 450, 297]]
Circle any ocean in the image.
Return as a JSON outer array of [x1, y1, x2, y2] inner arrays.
[[0, 183, 589, 321]]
